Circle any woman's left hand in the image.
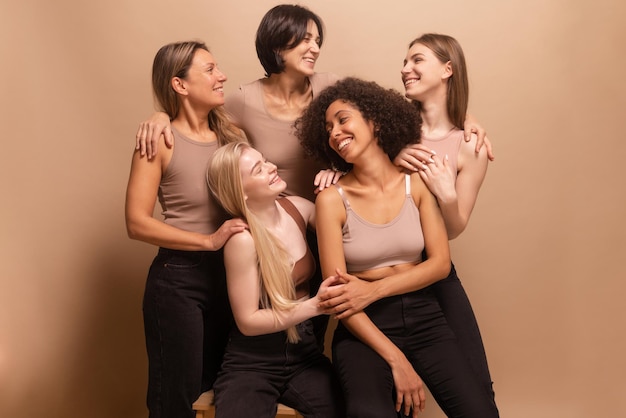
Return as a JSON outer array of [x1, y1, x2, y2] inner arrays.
[[390, 355, 426, 417], [317, 269, 375, 318], [417, 154, 456, 203]]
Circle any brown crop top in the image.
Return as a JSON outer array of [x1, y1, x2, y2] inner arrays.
[[337, 175, 424, 272], [277, 198, 316, 298]]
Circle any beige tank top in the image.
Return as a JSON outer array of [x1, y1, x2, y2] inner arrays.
[[224, 72, 341, 201], [158, 127, 227, 234], [337, 175, 424, 272]]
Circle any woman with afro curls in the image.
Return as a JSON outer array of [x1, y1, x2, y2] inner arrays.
[[296, 77, 499, 418]]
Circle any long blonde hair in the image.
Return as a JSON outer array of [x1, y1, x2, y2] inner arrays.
[[152, 40, 244, 146], [207, 142, 300, 343]]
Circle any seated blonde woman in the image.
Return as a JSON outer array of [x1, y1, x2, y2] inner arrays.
[[206, 142, 344, 418]]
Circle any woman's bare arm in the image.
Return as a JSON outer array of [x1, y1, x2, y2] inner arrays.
[[125, 140, 246, 250], [224, 231, 322, 336]]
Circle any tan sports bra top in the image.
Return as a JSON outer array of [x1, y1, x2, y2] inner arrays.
[[336, 174, 424, 272]]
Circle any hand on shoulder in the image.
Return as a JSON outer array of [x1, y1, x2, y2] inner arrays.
[[224, 227, 254, 252], [459, 132, 489, 165]]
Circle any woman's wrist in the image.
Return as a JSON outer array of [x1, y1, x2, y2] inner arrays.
[[304, 296, 323, 317], [381, 344, 406, 367], [370, 277, 386, 302], [436, 188, 458, 207]]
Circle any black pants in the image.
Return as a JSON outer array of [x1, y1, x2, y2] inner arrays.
[[306, 228, 329, 352], [332, 287, 499, 418], [142, 248, 232, 418], [432, 263, 498, 412], [213, 320, 344, 418]]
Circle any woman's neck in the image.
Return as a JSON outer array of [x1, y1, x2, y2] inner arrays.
[[261, 73, 312, 121], [172, 105, 215, 142], [350, 146, 402, 189], [266, 69, 309, 90], [419, 96, 455, 137], [247, 199, 283, 230], [263, 72, 311, 102]]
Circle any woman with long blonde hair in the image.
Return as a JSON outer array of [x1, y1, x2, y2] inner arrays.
[[206, 141, 343, 418]]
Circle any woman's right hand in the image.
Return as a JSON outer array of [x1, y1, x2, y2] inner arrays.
[[390, 354, 426, 417], [208, 218, 248, 250], [135, 112, 173, 159], [393, 143, 436, 172], [317, 269, 376, 319], [313, 169, 343, 194]]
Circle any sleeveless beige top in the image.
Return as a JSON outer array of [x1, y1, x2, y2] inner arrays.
[[225, 72, 341, 201], [158, 127, 227, 234]]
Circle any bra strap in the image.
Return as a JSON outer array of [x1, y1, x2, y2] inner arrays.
[[334, 185, 351, 210], [405, 174, 411, 196]]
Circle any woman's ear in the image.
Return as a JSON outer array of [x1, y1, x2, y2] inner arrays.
[[372, 121, 381, 138], [171, 77, 187, 95], [442, 60, 453, 80]]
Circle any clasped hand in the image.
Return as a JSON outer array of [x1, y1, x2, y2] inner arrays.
[[316, 268, 376, 319]]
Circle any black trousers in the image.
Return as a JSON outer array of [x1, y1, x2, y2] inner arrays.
[[432, 263, 498, 412], [142, 248, 232, 418], [213, 320, 344, 418], [332, 286, 499, 418], [306, 228, 329, 352]]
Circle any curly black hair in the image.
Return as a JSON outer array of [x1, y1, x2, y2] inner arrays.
[[296, 77, 422, 173]]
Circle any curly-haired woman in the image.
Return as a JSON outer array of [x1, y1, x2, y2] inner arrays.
[[297, 77, 499, 418]]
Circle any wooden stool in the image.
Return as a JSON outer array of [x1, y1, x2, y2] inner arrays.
[[193, 390, 303, 418]]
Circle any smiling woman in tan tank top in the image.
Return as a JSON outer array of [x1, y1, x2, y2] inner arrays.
[[297, 77, 500, 418], [124, 41, 248, 418], [311, 34, 500, 415]]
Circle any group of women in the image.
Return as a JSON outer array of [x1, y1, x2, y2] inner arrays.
[[126, 4, 499, 418]]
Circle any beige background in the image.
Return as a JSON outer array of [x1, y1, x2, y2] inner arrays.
[[1, 0, 625, 417]]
